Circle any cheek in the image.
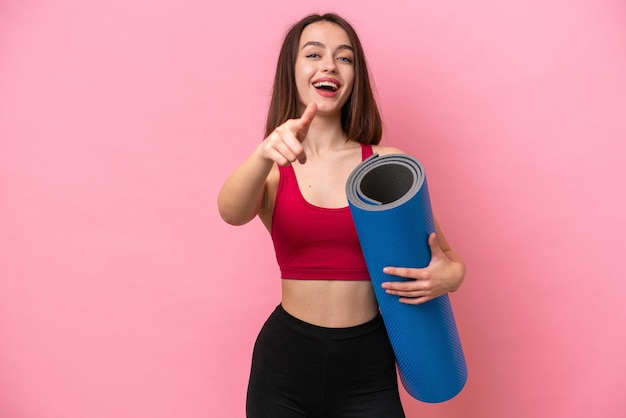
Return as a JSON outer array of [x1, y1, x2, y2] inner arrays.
[[344, 75, 355, 96], [342, 67, 355, 89], [295, 62, 315, 81]]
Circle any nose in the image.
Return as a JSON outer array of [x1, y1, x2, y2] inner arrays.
[[321, 56, 337, 73]]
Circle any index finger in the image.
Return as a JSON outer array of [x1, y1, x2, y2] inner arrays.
[[299, 102, 317, 127], [382, 266, 423, 280]]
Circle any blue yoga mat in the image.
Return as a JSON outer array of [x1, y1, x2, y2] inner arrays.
[[346, 153, 467, 403]]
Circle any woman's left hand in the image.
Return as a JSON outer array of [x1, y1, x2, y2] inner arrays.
[[381, 233, 465, 305]]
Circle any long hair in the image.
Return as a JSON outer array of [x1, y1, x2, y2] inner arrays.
[[264, 13, 383, 145]]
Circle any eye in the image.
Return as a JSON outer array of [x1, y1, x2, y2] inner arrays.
[[338, 56, 353, 64], [306, 53, 321, 59]]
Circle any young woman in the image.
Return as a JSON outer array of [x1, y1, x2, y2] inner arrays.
[[218, 13, 466, 417]]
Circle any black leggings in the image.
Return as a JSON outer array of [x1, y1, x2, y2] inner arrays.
[[246, 305, 405, 418]]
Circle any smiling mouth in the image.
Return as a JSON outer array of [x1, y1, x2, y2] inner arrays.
[[313, 81, 339, 92]]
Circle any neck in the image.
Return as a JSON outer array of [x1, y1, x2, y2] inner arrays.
[[303, 113, 348, 154]]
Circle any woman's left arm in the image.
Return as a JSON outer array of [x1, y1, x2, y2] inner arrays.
[[381, 219, 466, 305]]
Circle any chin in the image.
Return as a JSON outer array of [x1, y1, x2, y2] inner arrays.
[[316, 101, 345, 114]]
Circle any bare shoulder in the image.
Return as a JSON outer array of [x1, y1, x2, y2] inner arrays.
[[371, 144, 405, 156]]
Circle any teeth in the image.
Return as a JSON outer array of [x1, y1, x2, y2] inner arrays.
[[313, 81, 338, 91]]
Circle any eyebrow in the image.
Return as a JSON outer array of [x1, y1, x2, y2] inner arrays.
[[301, 41, 354, 52]]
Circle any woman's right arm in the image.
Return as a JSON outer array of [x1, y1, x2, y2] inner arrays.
[[217, 102, 317, 226], [217, 146, 275, 226]]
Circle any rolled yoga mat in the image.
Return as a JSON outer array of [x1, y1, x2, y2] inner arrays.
[[346, 153, 467, 403]]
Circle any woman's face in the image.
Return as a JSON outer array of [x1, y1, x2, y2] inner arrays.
[[294, 21, 355, 117]]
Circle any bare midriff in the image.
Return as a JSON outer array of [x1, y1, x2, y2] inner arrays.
[[281, 279, 379, 328]]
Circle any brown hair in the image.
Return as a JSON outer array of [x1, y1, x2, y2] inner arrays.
[[264, 13, 383, 145]]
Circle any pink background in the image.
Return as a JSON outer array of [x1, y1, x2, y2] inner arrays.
[[2, 0, 625, 417]]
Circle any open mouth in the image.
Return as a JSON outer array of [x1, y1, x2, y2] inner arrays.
[[313, 81, 339, 92]]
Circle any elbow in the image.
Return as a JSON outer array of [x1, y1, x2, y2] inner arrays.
[[217, 201, 241, 226], [218, 209, 239, 226], [217, 194, 253, 226], [219, 209, 250, 226]]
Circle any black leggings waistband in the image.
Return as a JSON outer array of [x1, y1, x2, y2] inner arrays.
[[272, 304, 384, 340]]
